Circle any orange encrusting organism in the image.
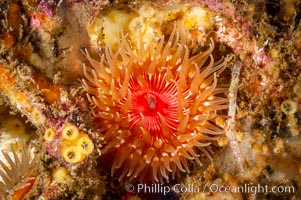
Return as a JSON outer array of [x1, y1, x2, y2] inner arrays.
[[82, 25, 228, 183], [1, 32, 16, 49], [0, 64, 46, 127], [35, 74, 62, 104]]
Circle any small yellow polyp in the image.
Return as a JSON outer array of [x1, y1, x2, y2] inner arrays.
[[4, 117, 25, 135], [62, 146, 83, 163], [44, 128, 56, 142], [77, 136, 94, 155], [52, 167, 69, 183], [62, 124, 79, 141]]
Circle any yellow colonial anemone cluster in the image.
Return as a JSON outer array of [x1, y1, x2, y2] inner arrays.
[[58, 123, 94, 164], [43, 125, 94, 164]]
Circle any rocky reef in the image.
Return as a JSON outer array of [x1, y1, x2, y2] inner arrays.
[[0, 0, 300, 199]]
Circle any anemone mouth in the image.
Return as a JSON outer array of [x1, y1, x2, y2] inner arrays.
[[127, 72, 179, 138], [82, 25, 228, 183]]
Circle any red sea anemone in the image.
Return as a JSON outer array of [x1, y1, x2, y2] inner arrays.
[[82, 26, 228, 183]]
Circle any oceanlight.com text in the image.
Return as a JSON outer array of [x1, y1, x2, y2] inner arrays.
[[207, 183, 295, 195]]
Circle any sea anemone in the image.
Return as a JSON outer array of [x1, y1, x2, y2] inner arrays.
[[0, 142, 37, 199], [82, 25, 228, 182]]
